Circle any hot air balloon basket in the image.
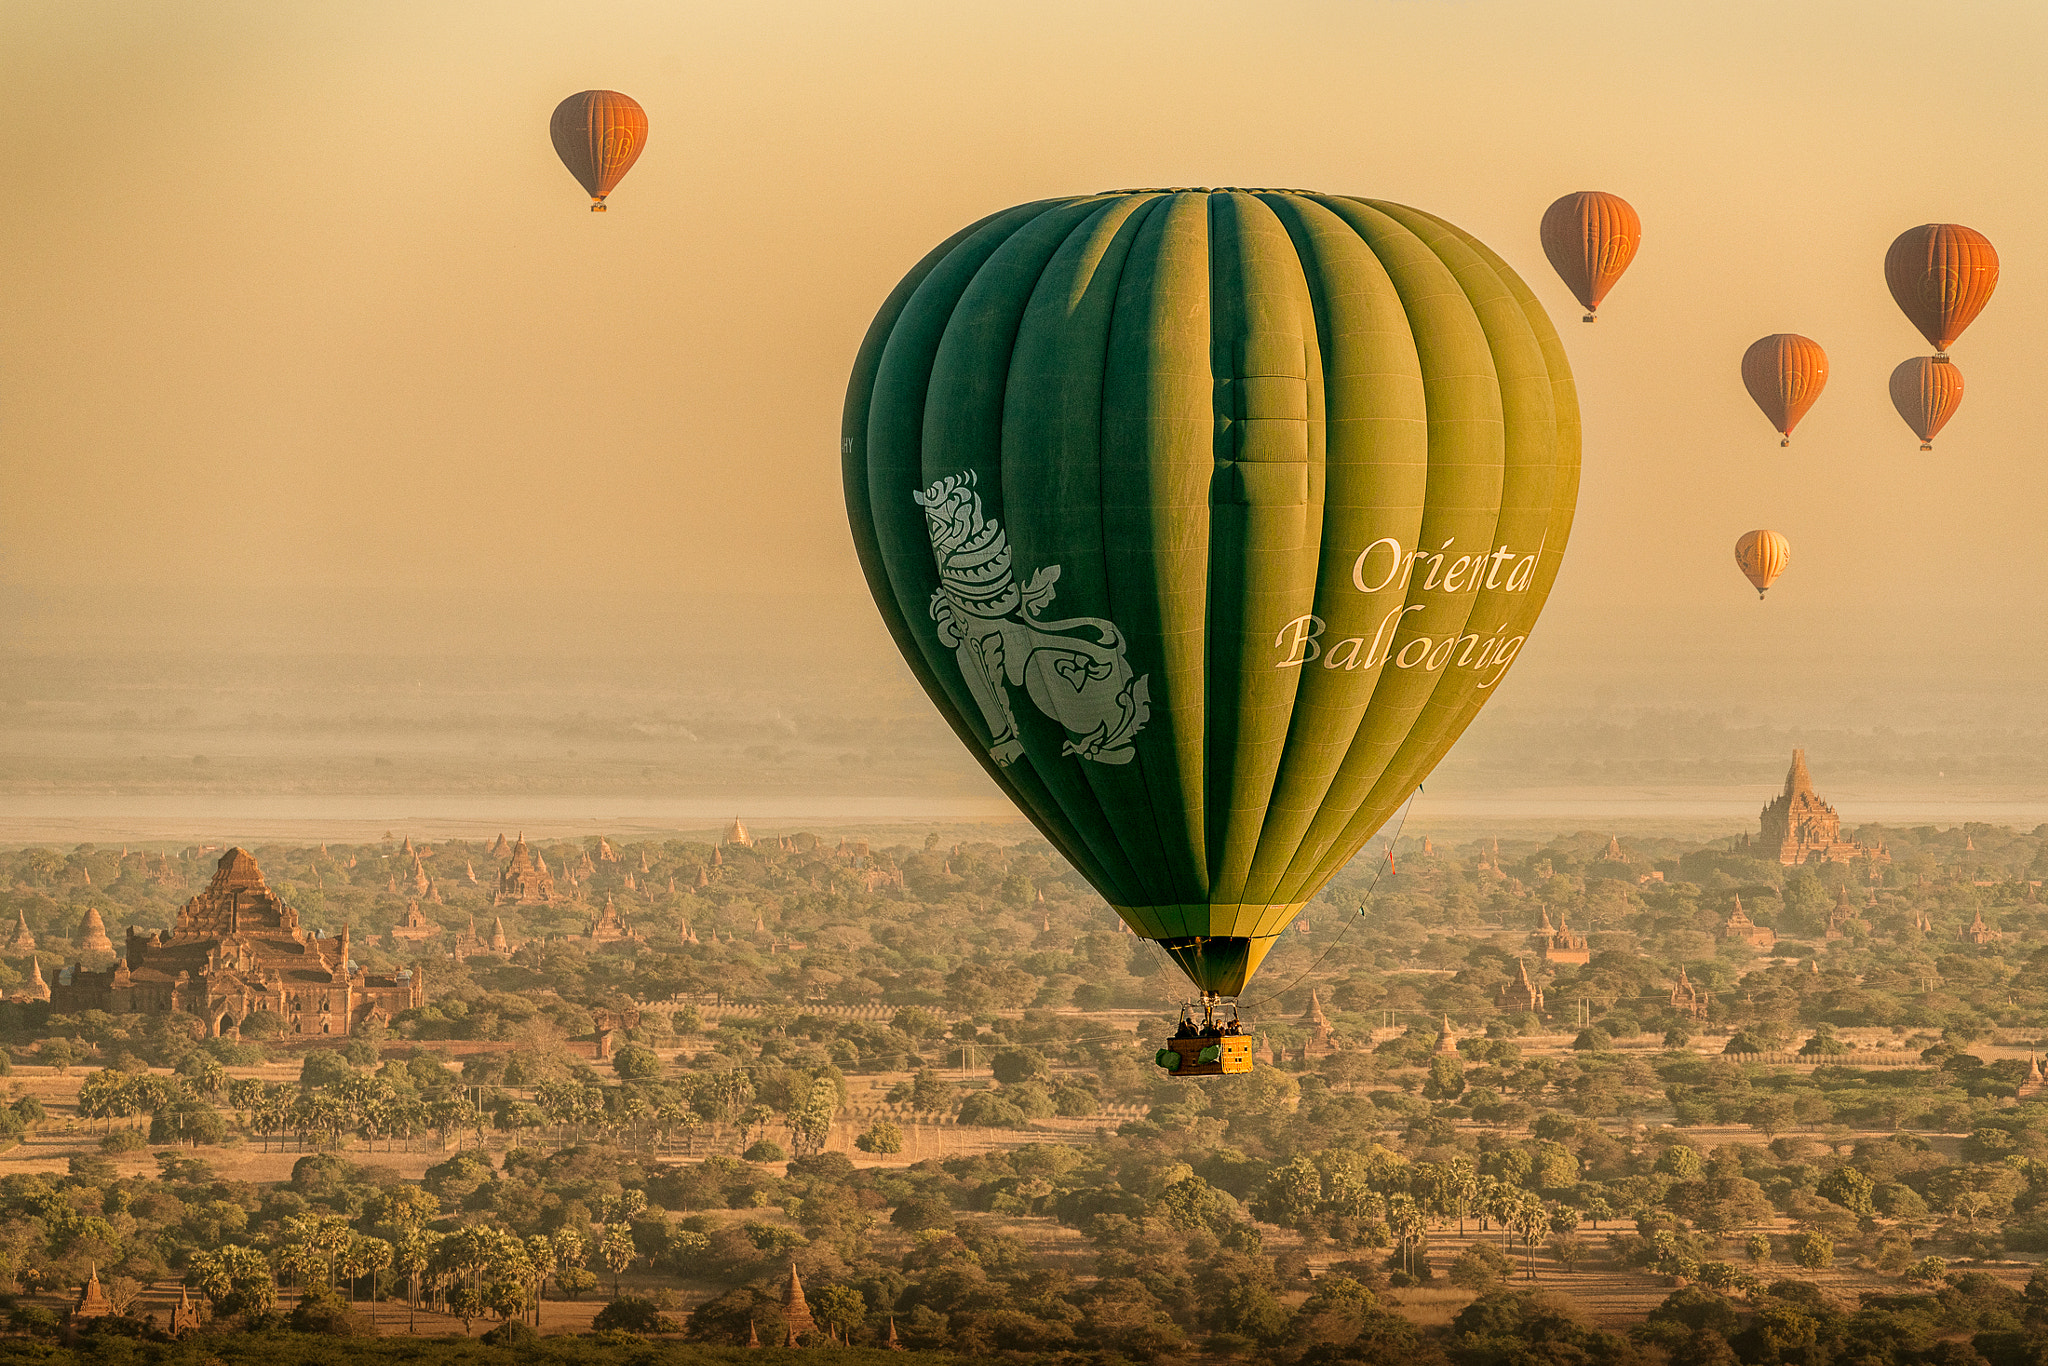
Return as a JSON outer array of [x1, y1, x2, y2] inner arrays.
[[1155, 1035, 1254, 1077]]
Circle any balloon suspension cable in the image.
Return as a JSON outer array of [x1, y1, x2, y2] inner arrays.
[[1235, 786, 1422, 1014]]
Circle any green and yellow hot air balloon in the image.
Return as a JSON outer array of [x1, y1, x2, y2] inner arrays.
[[842, 188, 1579, 1032]]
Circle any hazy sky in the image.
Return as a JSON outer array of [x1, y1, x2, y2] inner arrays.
[[5, 0, 2047, 730]]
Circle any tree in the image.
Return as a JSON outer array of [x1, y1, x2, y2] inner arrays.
[[813, 1284, 867, 1343], [1745, 1096, 1797, 1142], [787, 1078, 839, 1157], [1255, 1156, 1323, 1229], [190, 1245, 276, 1319], [1816, 1166, 1875, 1217], [1423, 1054, 1466, 1102], [906, 1068, 953, 1114], [1792, 1231, 1833, 1270], [336, 1235, 391, 1307], [611, 1045, 662, 1081], [600, 1222, 635, 1297], [393, 1231, 433, 1334], [1656, 1145, 1703, 1178], [990, 1047, 1051, 1084]]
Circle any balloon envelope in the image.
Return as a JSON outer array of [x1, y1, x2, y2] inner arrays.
[[843, 190, 1580, 996], [1735, 530, 1790, 598], [1539, 191, 1641, 321], [1741, 334, 1828, 445], [550, 90, 648, 210], [1888, 357, 1964, 450], [1885, 224, 1997, 353]]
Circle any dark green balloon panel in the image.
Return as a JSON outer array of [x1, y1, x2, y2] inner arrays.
[[843, 190, 1580, 995]]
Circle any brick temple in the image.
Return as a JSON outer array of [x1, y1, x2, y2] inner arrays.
[[1752, 749, 1889, 867], [51, 847, 423, 1037]]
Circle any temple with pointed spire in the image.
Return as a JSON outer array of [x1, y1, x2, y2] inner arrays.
[[51, 847, 422, 1037], [1722, 895, 1778, 950], [494, 834, 559, 906], [170, 1284, 202, 1334], [1753, 749, 1889, 866], [6, 909, 33, 954], [1297, 987, 1339, 1059], [1963, 907, 2002, 945], [1669, 965, 1706, 1019], [1498, 959, 1545, 1014], [780, 1261, 814, 1346], [13, 957, 49, 1003], [724, 816, 755, 848], [389, 899, 441, 944], [1825, 884, 1863, 940], [74, 1265, 113, 1320], [1537, 907, 1590, 965]]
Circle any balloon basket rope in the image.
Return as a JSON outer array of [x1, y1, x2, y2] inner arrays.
[[591, 201, 607, 212]]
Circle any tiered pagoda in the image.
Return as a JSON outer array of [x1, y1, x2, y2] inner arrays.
[[51, 847, 422, 1038], [1753, 750, 1889, 866], [494, 834, 558, 906]]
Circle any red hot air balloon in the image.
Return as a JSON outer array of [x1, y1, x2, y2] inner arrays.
[[1539, 191, 1641, 322], [1885, 224, 1997, 355], [550, 90, 648, 211], [1889, 357, 1964, 451], [1734, 530, 1790, 599], [1741, 334, 1828, 446]]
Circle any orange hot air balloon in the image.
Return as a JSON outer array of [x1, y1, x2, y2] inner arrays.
[[1741, 334, 1828, 446], [1888, 357, 1964, 451], [550, 90, 648, 211], [1885, 224, 1997, 355], [1539, 191, 1641, 322], [1734, 530, 1790, 599]]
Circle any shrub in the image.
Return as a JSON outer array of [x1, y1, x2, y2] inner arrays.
[[289, 1286, 361, 1336], [957, 1091, 1027, 1128], [101, 1128, 148, 1154], [854, 1122, 902, 1154], [1449, 1241, 1512, 1290], [990, 1047, 1051, 1084], [742, 1140, 786, 1164], [890, 1194, 955, 1233], [9, 1307, 58, 1337], [1572, 1028, 1613, 1052], [481, 1320, 540, 1347], [593, 1297, 675, 1333], [1904, 1255, 1949, 1285]]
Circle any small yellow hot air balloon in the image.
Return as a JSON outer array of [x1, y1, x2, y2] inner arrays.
[[1734, 530, 1790, 599]]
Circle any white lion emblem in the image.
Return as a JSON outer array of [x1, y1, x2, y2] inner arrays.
[[914, 472, 1150, 767]]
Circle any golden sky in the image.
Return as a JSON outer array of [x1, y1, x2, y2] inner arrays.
[[4, 0, 2046, 720]]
